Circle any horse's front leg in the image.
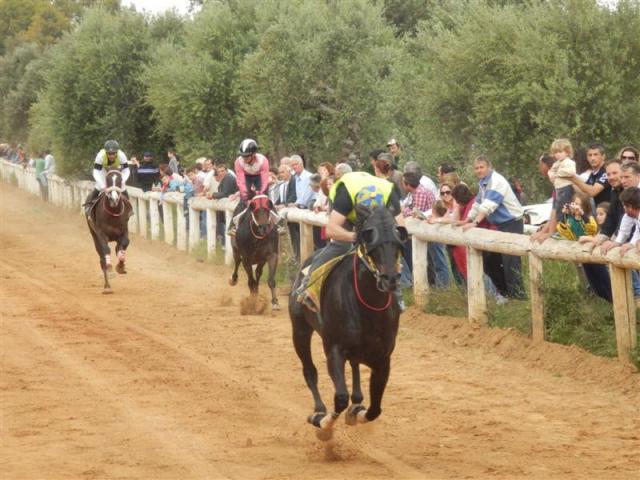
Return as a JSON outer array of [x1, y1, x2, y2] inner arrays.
[[360, 357, 391, 424], [309, 344, 348, 430], [255, 261, 265, 292], [115, 235, 129, 274], [267, 251, 279, 309], [291, 313, 326, 419], [243, 260, 258, 294]]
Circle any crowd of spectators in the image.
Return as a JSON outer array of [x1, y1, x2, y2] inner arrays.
[[4, 136, 640, 306]]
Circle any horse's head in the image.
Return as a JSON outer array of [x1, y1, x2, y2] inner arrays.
[[355, 204, 408, 293], [248, 194, 275, 238], [104, 170, 124, 208]]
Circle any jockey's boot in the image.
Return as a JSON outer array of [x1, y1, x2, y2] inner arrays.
[[227, 219, 237, 237], [277, 216, 287, 235], [294, 266, 311, 301]]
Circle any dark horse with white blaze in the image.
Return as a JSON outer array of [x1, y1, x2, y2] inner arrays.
[[289, 205, 408, 431], [229, 194, 280, 309], [86, 170, 132, 294]]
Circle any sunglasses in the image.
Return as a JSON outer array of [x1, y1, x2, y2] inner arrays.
[[440, 190, 452, 195], [621, 155, 636, 160]]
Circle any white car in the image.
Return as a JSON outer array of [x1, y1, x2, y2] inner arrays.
[[523, 199, 552, 234]]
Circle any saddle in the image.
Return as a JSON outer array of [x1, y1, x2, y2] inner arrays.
[[299, 251, 355, 313]]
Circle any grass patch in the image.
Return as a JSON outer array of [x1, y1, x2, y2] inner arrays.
[[423, 256, 639, 366]]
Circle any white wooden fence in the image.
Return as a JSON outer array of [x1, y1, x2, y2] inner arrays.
[[1, 159, 637, 363]]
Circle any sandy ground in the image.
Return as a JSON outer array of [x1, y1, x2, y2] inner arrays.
[[1, 182, 639, 480]]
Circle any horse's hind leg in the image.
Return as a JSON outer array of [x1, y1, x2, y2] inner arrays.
[[267, 252, 279, 309], [291, 314, 326, 423], [229, 249, 241, 286], [346, 361, 366, 425]]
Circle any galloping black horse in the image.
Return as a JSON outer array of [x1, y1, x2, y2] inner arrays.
[[289, 205, 408, 431], [86, 170, 132, 293], [229, 194, 280, 309]]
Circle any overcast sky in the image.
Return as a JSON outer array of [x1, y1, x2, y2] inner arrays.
[[122, 0, 191, 15]]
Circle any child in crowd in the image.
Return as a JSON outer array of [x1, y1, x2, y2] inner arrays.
[[548, 138, 577, 224], [426, 199, 450, 223], [578, 201, 610, 243], [557, 190, 598, 241]]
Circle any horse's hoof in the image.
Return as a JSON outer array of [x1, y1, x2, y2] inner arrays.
[[308, 412, 338, 430], [115, 263, 126, 274], [229, 277, 237, 286], [271, 303, 280, 310], [102, 288, 113, 295], [345, 404, 367, 425]]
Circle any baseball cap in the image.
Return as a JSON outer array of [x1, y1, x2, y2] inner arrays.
[[387, 138, 398, 147]]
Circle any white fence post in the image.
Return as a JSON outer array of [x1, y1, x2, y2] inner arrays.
[[149, 196, 161, 241], [467, 246, 487, 324], [609, 264, 638, 363], [412, 236, 429, 308]]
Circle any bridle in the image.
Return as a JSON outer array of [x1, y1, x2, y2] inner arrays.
[[352, 224, 406, 312], [102, 171, 125, 217], [248, 195, 275, 240]]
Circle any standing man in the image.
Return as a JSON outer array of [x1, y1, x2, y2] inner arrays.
[[387, 138, 404, 170], [287, 154, 312, 261], [167, 148, 181, 176], [136, 152, 159, 192], [569, 142, 610, 207], [460, 155, 525, 299], [209, 162, 239, 243]]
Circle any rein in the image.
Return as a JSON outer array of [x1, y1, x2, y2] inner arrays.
[[352, 251, 392, 312], [101, 194, 126, 217]]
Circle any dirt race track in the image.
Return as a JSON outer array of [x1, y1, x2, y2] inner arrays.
[[1, 182, 639, 480]]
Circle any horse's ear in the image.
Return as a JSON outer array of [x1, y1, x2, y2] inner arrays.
[[268, 199, 275, 210], [360, 228, 379, 246]]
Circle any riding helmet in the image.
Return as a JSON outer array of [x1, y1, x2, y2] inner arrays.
[[238, 138, 258, 157], [104, 140, 120, 153]]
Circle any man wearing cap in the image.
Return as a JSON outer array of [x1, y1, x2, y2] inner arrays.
[[136, 152, 159, 192], [387, 138, 403, 170]]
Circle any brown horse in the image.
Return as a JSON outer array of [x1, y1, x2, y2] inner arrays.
[[229, 194, 280, 309], [86, 170, 132, 293]]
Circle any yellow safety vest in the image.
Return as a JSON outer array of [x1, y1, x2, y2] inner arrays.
[[328, 171, 393, 223]]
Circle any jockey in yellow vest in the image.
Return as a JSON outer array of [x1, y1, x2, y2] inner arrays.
[[86, 139, 130, 206], [295, 171, 405, 309]]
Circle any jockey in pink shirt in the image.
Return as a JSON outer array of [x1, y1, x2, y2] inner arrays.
[[234, 138, 270, 201], [227, 139, 286, 236]]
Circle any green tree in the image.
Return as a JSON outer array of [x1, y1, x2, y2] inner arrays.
[[390, 0, 640, 199], [0, 43, 42, 141], [236, 0, 400, 164], [144, 0, 264, 160], [30, 7, 155, 175]]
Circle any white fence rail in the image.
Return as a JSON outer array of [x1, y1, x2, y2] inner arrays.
[[1, 159, 637, 363]]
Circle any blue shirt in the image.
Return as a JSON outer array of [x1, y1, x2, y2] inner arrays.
[[294, 169, 313, 208]]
